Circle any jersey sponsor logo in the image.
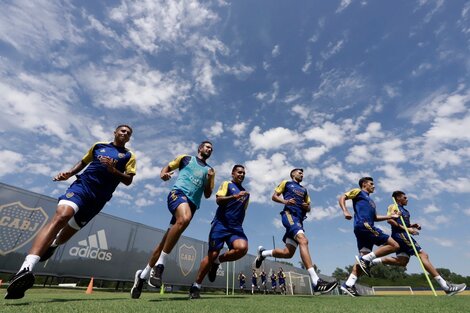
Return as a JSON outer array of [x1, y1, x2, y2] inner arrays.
[[179, 243, 196, 276], [0, 202, 48, 255], [99, 149, 106, 153], [118, 153, 125, 158], [69, 229, 112, 261]]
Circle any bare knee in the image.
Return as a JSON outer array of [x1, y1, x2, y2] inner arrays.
[[52, 206, 74, 226], [174, 215, 191, 228], [297, 236, 309, 247]]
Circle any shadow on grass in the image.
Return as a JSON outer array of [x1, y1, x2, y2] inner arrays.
[[3, 297, 124, 306], [148, 295, 248, 302]]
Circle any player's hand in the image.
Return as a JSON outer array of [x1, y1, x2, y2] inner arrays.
[[161, 172, 174, 181], [409, 227, 420, 235], [99, 156, 117, 173], [411, 223, 421, 230], [53, 171, 72, 181], [284, 198, 296, 206], [301, 202, 311, 212], [235, 191, 249, 199], [343, 211, 352, 220], [207, 168, 215, 178]]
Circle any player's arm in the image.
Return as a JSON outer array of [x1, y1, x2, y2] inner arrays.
[[101, 151, 136, 186], [161, 155, 187, 181], [204, 167, 215, 198], [302, 192, 311, 213], [272, 180, 295, 205], [53, 160, 87, 181], [338, 193, 352, 220]]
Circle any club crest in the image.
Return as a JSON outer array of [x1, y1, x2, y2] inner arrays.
[[0, 202, 48, 255], [178, 243, 196, 276]]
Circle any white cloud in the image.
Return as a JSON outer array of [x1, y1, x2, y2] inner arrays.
[[345, 145, 372, 164], [356, 122, 384, 142], [336, 0, 352, 13], [230, 122, 248, 137], [303, 121, 345, 148], [305, 205, 341, 221], [0, 150, 23, 176], [249, 126, 303, 151], [423, 204, 440, 213], [272, 44, 280, 57], [302, 146, 328, 162], [204, 121, 224, 138], [273, 218, 283, 229]]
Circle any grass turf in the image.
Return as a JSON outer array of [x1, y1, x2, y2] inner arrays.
[[1, 288, 469, 313]]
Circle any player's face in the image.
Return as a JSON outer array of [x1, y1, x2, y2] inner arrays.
[[363, 180, 375, 193], [114, 126, 132, 145], [232, 167, 245, 184], [292, 170, 303, 182], [199, 143, 213, 159], [397, 194, 408, 206]]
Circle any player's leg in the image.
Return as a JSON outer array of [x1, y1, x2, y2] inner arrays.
[[220, 237, 248, 262], [162, 202, 193, 254], [189, 250, 220, 299]]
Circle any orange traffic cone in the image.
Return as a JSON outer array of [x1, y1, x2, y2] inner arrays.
[[85, 277, 94, 294]]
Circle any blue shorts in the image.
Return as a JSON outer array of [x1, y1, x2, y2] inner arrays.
[[58, 179, 108, 228], [354, 222, 390, 253], [271, 282, 277, 287], [208, 220, 247, 252], [167, 189, 197, 225], [392, 232, 422, 257], [281, 211, 304, 245]]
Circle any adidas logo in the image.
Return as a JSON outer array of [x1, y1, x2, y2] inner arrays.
[[69, 229, 112, 261]]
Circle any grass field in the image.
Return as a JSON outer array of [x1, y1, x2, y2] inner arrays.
[[1, 288, 469, 313]]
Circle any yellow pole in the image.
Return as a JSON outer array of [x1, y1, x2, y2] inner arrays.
[[392, 197, 437, 296]]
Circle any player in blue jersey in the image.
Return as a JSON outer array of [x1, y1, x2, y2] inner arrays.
[[339, 177, 401, 297], [188, 165, 249, 299], [239, 272, 246, 293], [270, 272, 277, 294], [260, 270, 267, 294], [131, 141, 215, 299], [5, 125, 136, 300], [278, 267, 286, 295], [369, 190, 466, 296], [251, 269, 259, 294], [255, 168, 338, 294]]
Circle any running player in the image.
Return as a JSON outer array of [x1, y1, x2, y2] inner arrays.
[[370, 190, 466, 296], [339, 177, 401, 297], [255, 168, 338, 294], [270, 271, 278, 294], [131, 141, 215, 299], [251, 269, 258, 294], [188, 165, 249, 299], [278, 267, 286, 295], [5, 125, 136, 300], [239, 272, 246, 293], [260, 270, 267, 294]]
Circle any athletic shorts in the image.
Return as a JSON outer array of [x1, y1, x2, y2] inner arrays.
[[58, 179, 109, 229], [354, 222, 390, 253], [392, 232, 422, 257], [281, 211, 304, 245], [208, 220, 247, 252], [167, 189, 197, 225]]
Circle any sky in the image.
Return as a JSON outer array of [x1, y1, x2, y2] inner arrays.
[[1, 0, 470, 277]]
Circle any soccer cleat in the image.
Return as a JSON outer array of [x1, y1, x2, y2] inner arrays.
[[445, 283, 466, 296], [355, 255, 371, 277], [130, 270, 145, 299], [208, 263, 219, 282], [148, 264, 164, 288], [189, 284, 201, 299], [340, 283, 361, 297], [313, 279, 339, 294], [255, 246, 266, 269], [4, 268, 35, 300], [39, 246, 58, 262]]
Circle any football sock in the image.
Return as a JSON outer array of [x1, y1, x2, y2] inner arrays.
[[307, 267, 319, 285], [156, 251, 168, 266], [214, 255, 221, 264], [434, 276, 449, 290], [19, 254, 41, 273], [140, 264, 152, 279], [362, 252, 376, 262], [371, 258, 382, 265], [261, 250, 273, 258], [193, 282, 201, 289], [345, 274, 357, 287]]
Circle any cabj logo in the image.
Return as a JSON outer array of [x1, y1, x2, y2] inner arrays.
[[0, 202, 48, 255], [179, 244, 196, 276]]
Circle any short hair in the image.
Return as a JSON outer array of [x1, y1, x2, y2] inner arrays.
[[290, 168, 303, 178], [232, 164, 245, 172], [392, 190, 406, 200], [116, 124, 133, 134], [198, 140, 213, 151], [358, 177, 373, 188]]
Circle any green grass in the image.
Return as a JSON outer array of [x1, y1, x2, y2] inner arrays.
[[1, 288, 469, 313]]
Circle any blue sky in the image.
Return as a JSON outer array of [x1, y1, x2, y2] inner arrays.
[[1, 0, 470, 277]]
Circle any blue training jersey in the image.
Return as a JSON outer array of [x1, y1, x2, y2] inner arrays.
[[213, 180, 249, 227], [274, 180, 311, 219], [170, 155, 211, 209], [387, 204, 411, 235], [78, 142, 136, 201], [344, 188, 377, 228]]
